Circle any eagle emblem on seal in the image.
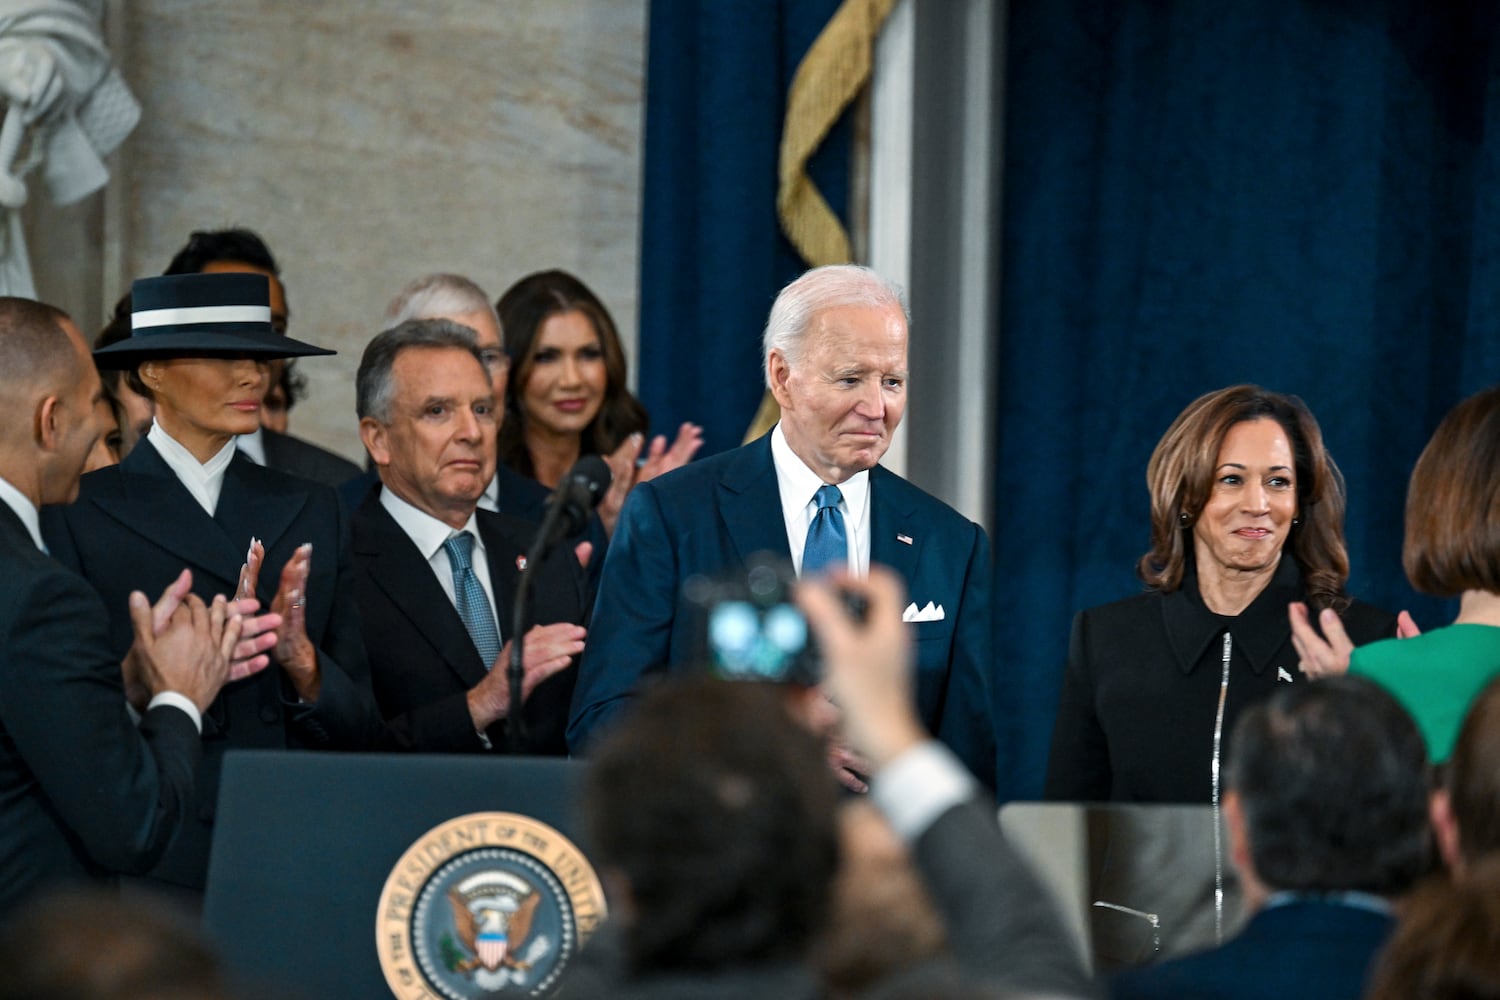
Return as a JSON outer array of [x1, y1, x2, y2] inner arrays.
[[442, 870, 551, 981]]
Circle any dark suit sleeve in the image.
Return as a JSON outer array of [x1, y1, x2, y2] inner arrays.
[[286, 496, 386, 750], [380, 689, 488, 753], [936, 523, 999, 789], [0, 567, 200, 874], [914, 797, 1097, 997], [567, 480, 676, 753], [1045, 610, 1112, 801]]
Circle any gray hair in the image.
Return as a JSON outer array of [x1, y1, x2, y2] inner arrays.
[[384, 273, 499, 329], [356, 318, 484, 423], [761, 264, 908, 386]]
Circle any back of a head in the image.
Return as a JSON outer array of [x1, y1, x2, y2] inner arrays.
[[1365, 855, 1500, 1000], [584, 677, 839, 976], [384, 272, 497, 327], [163, 228, 279, 276], [1228, 675, 1430, 896], [0, 889, 234, 1000], [0, 297, 75, 418], [1447, 675, 1500, 868], [1403, 383, 1500, 597]]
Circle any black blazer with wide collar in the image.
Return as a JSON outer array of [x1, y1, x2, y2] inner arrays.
[[259, 427, 362, 489], [351, 487, 588, 754], [1045, 557, 1397, 803], [42, 441, 385, 888]]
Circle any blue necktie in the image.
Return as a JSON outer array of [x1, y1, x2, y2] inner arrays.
[[802, 484, 847, 575], [443, 532, 502, 669]]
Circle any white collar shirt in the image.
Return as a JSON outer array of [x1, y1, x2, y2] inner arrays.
[[235, 426, 267, 466], [379, 486, 499, 627], [148, 421, 237, 516], [476, 472, 500, 514], [0, 474, 44, 551], [770, 422, 871, 577]]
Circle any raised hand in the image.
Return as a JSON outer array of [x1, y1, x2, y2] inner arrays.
[[636, 422, 704, 484], [797, 566, 926, 771], [466, 622, 587, 730], [270, 543, 320, 701], [598, 432, 645, 538], [125, 586, 243, 714]]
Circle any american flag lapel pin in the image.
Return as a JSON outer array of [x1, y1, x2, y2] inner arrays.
[[515, 555, 528, 571], [896, 533, 913, 545]]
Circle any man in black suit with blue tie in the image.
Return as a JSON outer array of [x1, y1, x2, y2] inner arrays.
[[568, 264, 997, 788], [350, 319, 589, 754]]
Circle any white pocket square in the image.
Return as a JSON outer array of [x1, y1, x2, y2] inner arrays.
[[902, 601, 945, 623]]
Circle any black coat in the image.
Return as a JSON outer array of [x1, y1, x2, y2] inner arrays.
[[1111, 899, 1394, 1000], [351, 489, 589, 754], [1045, 559, 1396, 803], [260, 428, 362, 489], [42, 441, 386, 889], [0, 502, 201, 916]]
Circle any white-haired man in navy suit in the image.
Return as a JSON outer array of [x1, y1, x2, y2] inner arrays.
[[568, 264, 997, 789]]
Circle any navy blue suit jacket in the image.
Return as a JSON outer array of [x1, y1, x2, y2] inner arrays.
[[1110, 899, 1394, 1000], [567, 435, 997, 787], [42, 441, 385, 889]]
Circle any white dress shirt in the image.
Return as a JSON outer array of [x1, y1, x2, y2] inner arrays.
[[1, 471, 201, 732], [235, 426, 267, 466], [770, 422, 871, 577], [148, 421, 237, 516], [379, 486, 502, 637], [477, 472, 500, 514], [0, 474, 44, 551]]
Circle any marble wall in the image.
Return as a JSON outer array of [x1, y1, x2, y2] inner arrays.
[[42, 1, 647, 462]]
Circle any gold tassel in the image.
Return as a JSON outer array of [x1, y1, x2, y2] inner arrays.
[[747, 0, 897, 444]]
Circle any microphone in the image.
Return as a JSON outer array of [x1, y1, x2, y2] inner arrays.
[[532, 454, 612, 557], [507, 454, 611, 751]]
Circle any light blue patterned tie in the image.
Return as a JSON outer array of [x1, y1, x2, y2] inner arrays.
[[443, 532, 502, 669], [802, 484, 847, 575]]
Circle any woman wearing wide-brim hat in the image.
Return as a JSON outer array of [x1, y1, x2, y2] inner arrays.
[[43, 271, 386, 896]]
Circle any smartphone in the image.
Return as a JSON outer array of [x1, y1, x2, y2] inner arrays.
[[682, 555, 820, 685]]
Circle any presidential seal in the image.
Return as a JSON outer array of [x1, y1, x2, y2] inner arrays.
[[376, 813, 606, 998]]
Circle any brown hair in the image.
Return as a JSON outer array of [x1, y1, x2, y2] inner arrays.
[[585, 678, 838, 974], [495, 269, 647, 477], [1137, 385, 1351, 611], [1446, 675, 1500, 868], [1402, 385, 1500, 597], [1366, 856, 1500, 1000]]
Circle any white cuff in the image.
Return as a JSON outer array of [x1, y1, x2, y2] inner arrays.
[[870, 739, 976, 842], [146, 692, 203, 735]]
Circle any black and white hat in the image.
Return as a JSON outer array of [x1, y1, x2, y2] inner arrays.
[[92, 272, 335, 370]]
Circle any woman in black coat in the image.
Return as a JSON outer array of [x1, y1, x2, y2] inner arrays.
[[44, 272, 385, 893], [1044, 385, 1396, 804]]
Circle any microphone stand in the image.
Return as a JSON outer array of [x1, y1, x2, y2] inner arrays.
[[504, 455, 611, 754], [506, 491, 574, 754]]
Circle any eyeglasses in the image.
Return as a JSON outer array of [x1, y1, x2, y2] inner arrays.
[[478, 348, 510, 374]]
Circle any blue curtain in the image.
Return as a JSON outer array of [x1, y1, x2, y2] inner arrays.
[[995, 3, 1500, 800], [637, 1, 853, 456]]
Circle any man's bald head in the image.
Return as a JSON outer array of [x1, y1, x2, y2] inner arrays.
[[0, 298, 79, 433], [0, 298, 102, 506]]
